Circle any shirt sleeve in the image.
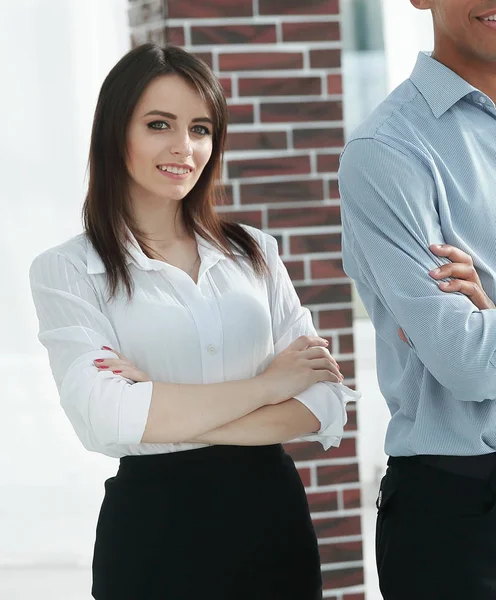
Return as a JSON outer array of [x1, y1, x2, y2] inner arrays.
[[339, 137, 496, 402], [29, 250, 153, 451], [264, 233, 360, 450]]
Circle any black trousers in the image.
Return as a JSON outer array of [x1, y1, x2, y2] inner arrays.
[[92, 444, 322, 600], [376, 454, 496, 600]]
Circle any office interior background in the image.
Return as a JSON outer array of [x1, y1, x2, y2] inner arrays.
[[1, 1, 433, 598]]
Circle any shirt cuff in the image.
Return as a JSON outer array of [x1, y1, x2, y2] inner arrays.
[[293, 382, 361, 450], [117, 380, 154, 444]]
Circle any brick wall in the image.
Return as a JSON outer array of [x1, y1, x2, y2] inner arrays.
[[128, 1, 363, 598]]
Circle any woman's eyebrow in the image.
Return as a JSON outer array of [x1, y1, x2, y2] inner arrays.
[[143, 110, 213, 124]]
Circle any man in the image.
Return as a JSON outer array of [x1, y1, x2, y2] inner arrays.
[[338, 1, 496, 598]]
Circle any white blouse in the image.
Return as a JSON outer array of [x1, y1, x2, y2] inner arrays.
[[29, 225, 359, 458]]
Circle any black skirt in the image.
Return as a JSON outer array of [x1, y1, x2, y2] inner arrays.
[[91, 444, 323, 599]]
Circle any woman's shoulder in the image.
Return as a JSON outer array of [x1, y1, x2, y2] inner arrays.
[[29, 233, 92, 281], [237, 224, 278, 256]]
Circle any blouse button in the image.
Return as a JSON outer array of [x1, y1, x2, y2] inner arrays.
[[206, 344, 218, 355]]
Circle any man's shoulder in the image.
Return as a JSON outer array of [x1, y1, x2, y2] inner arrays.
[[347, 78, 433, 147]]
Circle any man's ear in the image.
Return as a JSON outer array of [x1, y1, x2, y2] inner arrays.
[[410, 0, 433, 10]]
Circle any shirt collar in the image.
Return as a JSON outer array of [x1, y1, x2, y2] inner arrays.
[[410, 51, 479, 118], [86, 226, 241, 275]]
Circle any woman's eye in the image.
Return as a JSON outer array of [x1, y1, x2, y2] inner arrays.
[[191, 125, 211, 136], [147, 121, 169, 130]]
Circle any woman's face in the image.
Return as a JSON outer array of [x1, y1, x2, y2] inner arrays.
[[126, 74, 214, 204]]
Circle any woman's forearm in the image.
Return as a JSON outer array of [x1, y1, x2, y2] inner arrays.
[[141, 377, 276, 444], [189, 399, 320, 446]]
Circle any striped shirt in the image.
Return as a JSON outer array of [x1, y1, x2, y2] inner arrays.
[[339, 51, 496, 456]]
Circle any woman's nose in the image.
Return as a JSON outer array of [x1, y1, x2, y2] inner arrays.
[[170, 131, 193, 157]]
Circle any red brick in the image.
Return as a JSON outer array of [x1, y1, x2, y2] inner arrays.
[[219, 52, 304, 72], [322, 567, 364, 589], [314, 514, 361, 538], [260, 0, 339, 16], [327, 74, 343, 94], [219, 77, 232, 98], [307, 491, 339, 513], [261, 101, 342, 123], [220, 210, 263, 229], [328, 179, 340, 199], [268, 205, 341, 228], [310, 48, 341, 69], [339, 334, 355, 354], [339, 359, 355, 379], [166, 26, 185, 46], [345, 408, 358, 432], [241, 179, 324, 205], [310, 258, 345, 279], [295, 283, 351, 305], [285, 438, 356, 461], [322, 337, 334, 354], [298, 466, 312, 487], [221, 184, 234, 206], [228, 104, 255, 124], [319, 309, 353, 329], [194, 52, 213, 68], [285, 260, 305, 280], [191, 24, 276, 45], [282, 21, 340, 42], [290, 233, 342, 254], [168, 0, 253, 18], [330, 437, 356, 459], [285, 441, 327, 462], [228, 155, 311, 179], [318, 154, 340, 173], [293, 127, 345, 149], [227, 131, 287, 152], [317, 463, 359, 486], [343, 488, 362, 510], [239, 76, 321, 97], [319, 541, 363, 564]]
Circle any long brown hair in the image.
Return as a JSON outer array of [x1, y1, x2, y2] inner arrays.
[[83, 43, 267, 300]]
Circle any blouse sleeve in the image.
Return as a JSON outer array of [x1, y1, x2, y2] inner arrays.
[[29, 250, 153, 451], [264, 233, 361, 450]]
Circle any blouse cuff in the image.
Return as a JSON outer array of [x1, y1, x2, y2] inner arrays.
[[293, 382, 361, 450]]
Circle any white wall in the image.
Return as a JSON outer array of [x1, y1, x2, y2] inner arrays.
[[355, 3, 434, 488], [381, 0, 434, 92], [1, 0, 130, 566]]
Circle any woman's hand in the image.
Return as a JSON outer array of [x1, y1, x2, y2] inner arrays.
[[93, 346, 151, 382], [398, 243, 495, 346], [428, 244, 494, 310], [258, 335, 343, 405]]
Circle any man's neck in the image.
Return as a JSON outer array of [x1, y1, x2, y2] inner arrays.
[[432, 40, 496, 103]]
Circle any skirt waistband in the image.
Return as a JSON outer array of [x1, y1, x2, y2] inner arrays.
[[117, 443, 286, 480]]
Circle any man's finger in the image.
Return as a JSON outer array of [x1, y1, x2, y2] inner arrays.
[[429, 244, 473, 266], [430, 262, 478, 283]]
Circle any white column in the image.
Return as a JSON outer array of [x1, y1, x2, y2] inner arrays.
[[381, 0, 434, 91], [0, 0, 130, 566]]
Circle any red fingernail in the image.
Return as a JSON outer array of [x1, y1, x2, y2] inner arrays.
[[99, 366, 109, 369], [94, 359, 105, 363], [113, 370, 122, 374], [102, 346, 112, 351]]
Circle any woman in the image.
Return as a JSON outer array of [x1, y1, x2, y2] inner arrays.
[[29, 44, 358, 599]]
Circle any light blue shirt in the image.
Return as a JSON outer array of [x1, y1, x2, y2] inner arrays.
[[339, 52, 496, 456]]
